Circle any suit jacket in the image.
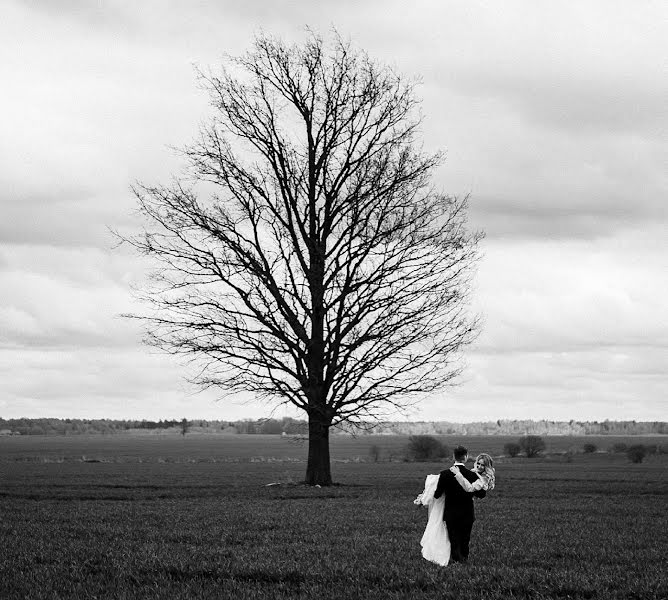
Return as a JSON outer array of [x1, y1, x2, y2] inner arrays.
[[434, 464, 486, 524]]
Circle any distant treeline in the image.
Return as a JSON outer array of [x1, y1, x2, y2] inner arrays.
[[0, 417, 666, 436], [0, 418, 187, 436], [355, 419, 668, 436]]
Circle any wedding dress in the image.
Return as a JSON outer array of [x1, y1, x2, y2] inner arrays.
[[415, 474, 450, 566]]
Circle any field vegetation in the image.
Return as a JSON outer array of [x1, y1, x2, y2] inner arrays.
[[1, 435, 666, 599]]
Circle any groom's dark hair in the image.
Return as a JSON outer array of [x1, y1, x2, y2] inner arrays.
[[453, 446, 468, 461]]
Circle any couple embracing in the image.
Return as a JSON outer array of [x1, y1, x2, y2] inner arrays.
[[414, 445, 495, 566]]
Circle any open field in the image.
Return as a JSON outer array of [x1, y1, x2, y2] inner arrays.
[[1, 433, 666, 464], [1, 435, 666, 599]]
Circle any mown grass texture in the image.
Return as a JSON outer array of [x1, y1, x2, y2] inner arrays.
[[0, 437, 666, 599]]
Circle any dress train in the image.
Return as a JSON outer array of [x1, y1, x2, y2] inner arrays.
[[415, 474, 451, 566]]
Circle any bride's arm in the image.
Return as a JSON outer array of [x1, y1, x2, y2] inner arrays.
[[449, 467, 487, 492]]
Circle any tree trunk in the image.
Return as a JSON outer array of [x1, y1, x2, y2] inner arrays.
[[305, 413, 333, 486]]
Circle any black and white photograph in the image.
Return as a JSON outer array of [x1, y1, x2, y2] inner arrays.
[[1, 1, 666, 598]]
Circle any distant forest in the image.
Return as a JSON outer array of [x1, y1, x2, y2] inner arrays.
[[0, 417, 665, 437]]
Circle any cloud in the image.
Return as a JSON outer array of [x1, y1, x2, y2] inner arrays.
[[374, 2, 668, 239], [0, 341, 281, 421], [0, 244, 143, 349], [434, 3, 667, 135], [1, 1, 666, 421], [1, 0, 211, 247], [474, 229, 668, 352], [422, 228, 668, 420], [0, 345, 209, 419], [426, 93, 667, 239], [430, 342, 668, 422], [18, 0, 132, 30]]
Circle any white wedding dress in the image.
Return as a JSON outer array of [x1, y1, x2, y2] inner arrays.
[[415, 474, 451, 566]]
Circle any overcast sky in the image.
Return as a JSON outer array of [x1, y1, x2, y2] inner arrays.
[[1, 1, 666, 422]]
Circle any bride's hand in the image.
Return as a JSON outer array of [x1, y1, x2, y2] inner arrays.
[[449, 466, 459, 474]]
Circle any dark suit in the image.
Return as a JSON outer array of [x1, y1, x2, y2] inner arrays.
[[434, 463, 486, 563]]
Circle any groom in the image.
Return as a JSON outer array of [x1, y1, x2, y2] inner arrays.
[[434, 445, 485, 563]]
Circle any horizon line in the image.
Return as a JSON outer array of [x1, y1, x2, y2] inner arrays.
[[1, 416, 665, 425]]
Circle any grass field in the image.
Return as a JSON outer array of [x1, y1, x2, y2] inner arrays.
[[2, 433, 665, 463], [1, 435, 666, 599]]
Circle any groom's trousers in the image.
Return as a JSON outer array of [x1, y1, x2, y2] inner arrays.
[[445, 517, 472, 563]]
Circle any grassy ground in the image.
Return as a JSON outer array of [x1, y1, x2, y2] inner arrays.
[[1, 432, 665, 463], [0, 436, 666, 599]]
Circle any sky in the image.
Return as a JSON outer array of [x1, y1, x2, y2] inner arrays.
[[1, 0, 666, 423]]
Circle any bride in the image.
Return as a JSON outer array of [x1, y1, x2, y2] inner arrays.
[[414, 453, 495, 566], [450, 453, 496, 493]]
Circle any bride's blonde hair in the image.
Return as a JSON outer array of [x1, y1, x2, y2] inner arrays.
[[475, 453, 495, 490]]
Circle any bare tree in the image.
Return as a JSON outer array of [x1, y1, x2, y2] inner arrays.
[[120, 31, 482, 486]]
